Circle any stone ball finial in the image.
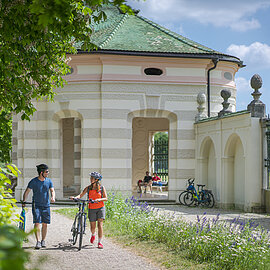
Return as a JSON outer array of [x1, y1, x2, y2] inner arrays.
[[221, 89, 231, 100], [197, 92, 206, 105], [218, 89, 232, 117], [250, 74, 262, 91], [195, 92, 207, 122]]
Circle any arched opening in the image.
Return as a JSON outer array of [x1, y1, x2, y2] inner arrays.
[[132, 117, 169, 192], [62, 117, 81, 197], [224, 134, 245, 209], [200, 137, 217, 199]]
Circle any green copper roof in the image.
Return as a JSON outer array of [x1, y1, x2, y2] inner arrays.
[[82, 5, 241, 64]]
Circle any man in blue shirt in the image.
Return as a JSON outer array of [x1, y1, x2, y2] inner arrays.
[[22, 164, 55, 249]]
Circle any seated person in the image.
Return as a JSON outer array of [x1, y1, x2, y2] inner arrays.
[[152, 172, 162, 192], [137, 179, 143, 193], [152, 172, 161, 185], [138, 171, 153, 193]]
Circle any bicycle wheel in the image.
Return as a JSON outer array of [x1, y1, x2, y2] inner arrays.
[[201, 192, 215, 208], [183, 191, 195, 206], [71, 214, 79, 245], [78, 214, 85, 251], [178, 191, 188, 204], [207, 192, 215, 208]]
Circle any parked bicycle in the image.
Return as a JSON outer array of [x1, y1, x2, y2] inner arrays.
[[70, 198, 96, 250], [178, 178, 195, 204], [183, 183, 215, 208]]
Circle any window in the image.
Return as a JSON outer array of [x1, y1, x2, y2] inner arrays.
[[144, 68, 163, 76]]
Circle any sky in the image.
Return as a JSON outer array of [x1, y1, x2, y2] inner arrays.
[[127, 0, 270, 115]]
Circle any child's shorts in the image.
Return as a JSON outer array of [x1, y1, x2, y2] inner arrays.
[[88, 207, 105, 222]]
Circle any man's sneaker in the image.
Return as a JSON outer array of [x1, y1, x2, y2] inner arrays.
[[90, 235, 95, 244], [35, 241, 42, 249], [98, 242, 103, 249], [41, 240, 46, 248]]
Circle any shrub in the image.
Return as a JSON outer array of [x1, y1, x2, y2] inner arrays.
[[0, 164, 30, 270]]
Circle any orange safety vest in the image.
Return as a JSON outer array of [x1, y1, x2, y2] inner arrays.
[[87, 186, 104, 209]]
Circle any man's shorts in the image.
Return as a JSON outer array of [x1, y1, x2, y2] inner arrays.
[[88, 207, 105, 222], [32, 205, 51, 224]]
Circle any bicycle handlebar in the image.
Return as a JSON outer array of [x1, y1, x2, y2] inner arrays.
[[188, 178, 195, 185], [72, 198, 98, 204]]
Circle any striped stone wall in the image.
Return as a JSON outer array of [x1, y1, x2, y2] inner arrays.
[[13, 54, 240, 202]]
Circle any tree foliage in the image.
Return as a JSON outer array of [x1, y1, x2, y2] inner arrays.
[[154, 131, 168, 143], [0, 0, 130, 120], [0, 0, 131, 162], [0, 111, 12, 163]]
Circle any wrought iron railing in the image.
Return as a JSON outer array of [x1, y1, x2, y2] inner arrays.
[[153, 136, 168, 182]]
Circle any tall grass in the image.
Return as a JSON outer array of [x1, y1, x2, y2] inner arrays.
[[106, 192, 270, 270]]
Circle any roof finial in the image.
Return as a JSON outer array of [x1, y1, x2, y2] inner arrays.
[[247, 74, 265, 118], [195, 93, 207, 122], [218, 89, 232, 117]]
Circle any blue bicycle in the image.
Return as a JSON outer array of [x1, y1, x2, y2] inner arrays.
[[183, 182, 215, 208], [178, 178, 195, 204]]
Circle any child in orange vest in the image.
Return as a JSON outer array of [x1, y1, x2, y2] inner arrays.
[[71, 172, 107, 249]]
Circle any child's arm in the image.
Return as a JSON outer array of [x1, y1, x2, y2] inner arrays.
[[96, 186, 108, 202], [70, 186, 88, 200]]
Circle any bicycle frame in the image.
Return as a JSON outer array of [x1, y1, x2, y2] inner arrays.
[[70, 198, 96, 250]]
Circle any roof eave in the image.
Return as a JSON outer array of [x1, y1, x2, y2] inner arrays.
[[77, 49, 244, 67]]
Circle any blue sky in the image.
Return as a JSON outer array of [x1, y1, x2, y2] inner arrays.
[[127, 0, 270, 115]]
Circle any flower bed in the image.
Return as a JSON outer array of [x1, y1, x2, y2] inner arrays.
[[106, 192, 270, 270]]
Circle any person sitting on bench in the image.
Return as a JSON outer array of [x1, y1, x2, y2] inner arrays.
[[152, 172, 163, 192], [138, 171, 153, 193]]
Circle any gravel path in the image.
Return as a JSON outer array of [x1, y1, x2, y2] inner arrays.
[[23, 208, 160, 270], [153, 204, 270, 230]]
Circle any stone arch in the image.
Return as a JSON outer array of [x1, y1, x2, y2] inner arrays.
[[52, 109, 83, 122], [224, 133, 245, 209], [199, 136, 217, 199], [128, 109, 177, 124]]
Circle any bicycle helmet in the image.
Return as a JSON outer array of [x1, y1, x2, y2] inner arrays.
[[89, 171, 102, 181], [36, 164, 49, 175]]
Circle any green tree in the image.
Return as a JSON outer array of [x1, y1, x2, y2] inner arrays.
[[0, 111, 12, 163], [0, 0, 131, 162]]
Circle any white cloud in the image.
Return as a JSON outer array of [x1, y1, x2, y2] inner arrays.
[[127, 0, 270, 31], [235, 77, 251, 93], [230, 18, 260, 32], [227, 42, 270, 68]]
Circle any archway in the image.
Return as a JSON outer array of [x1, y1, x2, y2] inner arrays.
[[199, 137, 217, 199], [53, 110, 82, 197], [132, 117, 169, 188], [224, 134, 245, 209]]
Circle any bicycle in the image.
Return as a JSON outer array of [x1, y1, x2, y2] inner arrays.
[[178, 178, 195, 204], [183, 183, 215, 208], [70, 198, 96, 250]]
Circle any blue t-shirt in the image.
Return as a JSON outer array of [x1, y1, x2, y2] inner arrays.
[[27, 177, 53, 207]]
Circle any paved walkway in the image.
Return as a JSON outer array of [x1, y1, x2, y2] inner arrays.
[[23, 208, 161, 270]]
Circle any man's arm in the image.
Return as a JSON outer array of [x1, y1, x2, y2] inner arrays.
[[22, 188, 31, 207], [50, 187, 55, 203]]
